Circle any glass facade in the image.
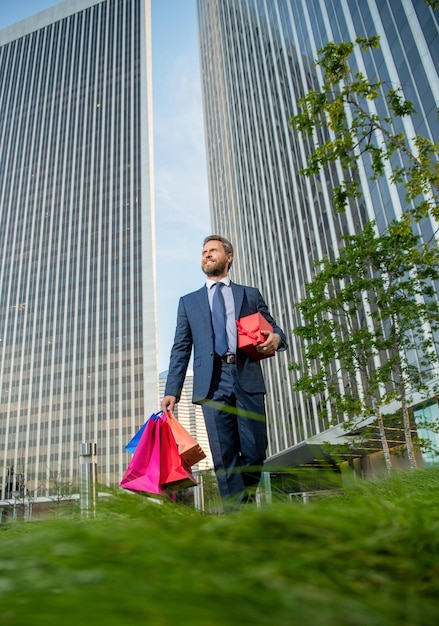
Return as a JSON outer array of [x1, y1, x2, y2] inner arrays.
[[196, 0, 439, 460], [0, 0, 158, 498], [414, 403, 439, 467]]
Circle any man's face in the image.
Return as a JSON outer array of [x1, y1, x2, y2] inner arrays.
[[201, 240, 232, 278]]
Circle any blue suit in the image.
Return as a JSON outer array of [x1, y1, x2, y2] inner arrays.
[[164, 281, 287, 507]]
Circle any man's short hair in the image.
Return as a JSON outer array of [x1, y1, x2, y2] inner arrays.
[[203, 235, 233, 257]]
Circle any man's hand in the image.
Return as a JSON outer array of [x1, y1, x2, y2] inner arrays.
[[257, 331, 281, 356], [161, 395, 177, 413]]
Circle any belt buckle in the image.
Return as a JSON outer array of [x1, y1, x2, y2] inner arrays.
[[224, 354, 235, 364]]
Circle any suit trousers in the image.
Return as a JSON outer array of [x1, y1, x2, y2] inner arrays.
[[202, 359, 267, 507]]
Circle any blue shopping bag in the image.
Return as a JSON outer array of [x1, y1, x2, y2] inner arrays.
[[125, 414, 157, 453]]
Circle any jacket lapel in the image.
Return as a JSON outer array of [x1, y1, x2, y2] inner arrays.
[[230, 282, 245, 319], [194, 286, 212, 325]]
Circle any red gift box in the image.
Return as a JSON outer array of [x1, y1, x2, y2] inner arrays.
[[236, 313, 274, 361]]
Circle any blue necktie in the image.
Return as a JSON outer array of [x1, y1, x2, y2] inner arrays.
[[212, 282, 228, 356]]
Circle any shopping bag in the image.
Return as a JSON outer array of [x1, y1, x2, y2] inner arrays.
[[236, 312, 274, 361], [125, 415, 155, 453], [165, 410, 206, 466], [120, 414, 167, 496], [159, 416, 198, 492]]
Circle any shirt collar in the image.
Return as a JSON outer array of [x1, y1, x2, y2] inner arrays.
[[206, 276, 231, 289]]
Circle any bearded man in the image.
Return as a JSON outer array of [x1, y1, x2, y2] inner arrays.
[[161, 235, 287, 510]]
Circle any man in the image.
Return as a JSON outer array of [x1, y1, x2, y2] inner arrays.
[[161, 235, 287, 510]]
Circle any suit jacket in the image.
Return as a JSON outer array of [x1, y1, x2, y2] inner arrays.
[[164, 281, 287, 404]]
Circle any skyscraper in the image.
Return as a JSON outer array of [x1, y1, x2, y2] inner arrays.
[[0, 0, 157, 499], [197, 0, 439, 465]]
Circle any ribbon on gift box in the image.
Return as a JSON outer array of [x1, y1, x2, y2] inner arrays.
[[235, 320, 263, 343]]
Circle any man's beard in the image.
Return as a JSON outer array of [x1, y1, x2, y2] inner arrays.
[[202, 259, 228, 277]]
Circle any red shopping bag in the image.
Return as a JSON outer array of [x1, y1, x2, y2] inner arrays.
[[159, 416, 198, 492], [120, 414, 167, 496], [166, 411, 206, 466], [236, 312, 274, 361]]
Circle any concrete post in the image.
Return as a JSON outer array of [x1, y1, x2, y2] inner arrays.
[[79, 442, 97, 518], [261, 471, 272, 505], [193, 473, 204, 511]]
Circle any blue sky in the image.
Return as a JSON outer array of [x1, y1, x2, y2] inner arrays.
[[0, 0, 210, 372]]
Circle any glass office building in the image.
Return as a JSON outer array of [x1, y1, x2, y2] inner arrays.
[[0, 0, 158, 499], [196, 0, 439, 464]]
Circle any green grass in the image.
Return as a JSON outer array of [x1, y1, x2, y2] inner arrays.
[[1, 467, 439, 625]]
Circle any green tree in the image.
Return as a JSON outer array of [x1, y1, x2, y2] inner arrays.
[[289, 36, 439, 468], [291, 216, 439, 469], [291, 37, 439, 220], [48, 468, 76, 515]]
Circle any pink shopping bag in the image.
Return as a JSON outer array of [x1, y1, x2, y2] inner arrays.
[[120, 414, 167, 496]]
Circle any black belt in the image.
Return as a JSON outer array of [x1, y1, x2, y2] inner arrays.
[[215, 353, 236, 364]]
